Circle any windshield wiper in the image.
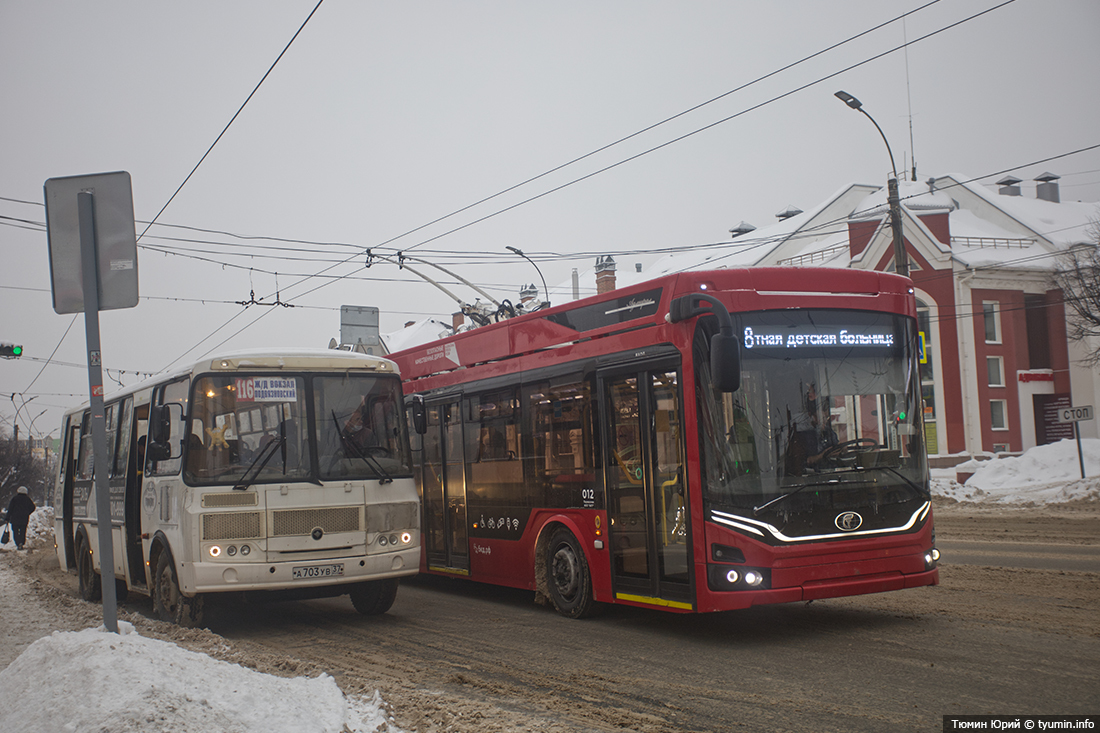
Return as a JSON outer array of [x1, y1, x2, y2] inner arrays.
[[233, 436, 285, 491], [875, 466, 931, 499], [332, 412, 393, 484], [753, 477, 852, 515]]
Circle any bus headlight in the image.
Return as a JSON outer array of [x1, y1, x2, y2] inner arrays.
[[209, 545, 222, 558], [240, 544, 251, 556], [226, 545, 237, 557], [401, 532, 412, 545], [707, 565, 770, 592]]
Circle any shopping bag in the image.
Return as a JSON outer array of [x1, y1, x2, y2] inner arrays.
[[1, 527, 9, 545]]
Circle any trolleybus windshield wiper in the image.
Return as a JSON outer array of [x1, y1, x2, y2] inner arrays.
[[752, 477, 852, 515], [332, 412, 393, 484], [874, 466, 931, 499], [233, 436, 285, 491]]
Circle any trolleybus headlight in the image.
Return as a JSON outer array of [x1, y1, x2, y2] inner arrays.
[[209, 545, 222, 558], [743, 571, 764, 587], [401, 532, 412, 545], [240, 544, 251, 556], [389, 534, 399, 546], [378, 535, 388, 546], [226, 545, 237, 557], [931, 548, 940, 562], [725, 569, 740, 584]]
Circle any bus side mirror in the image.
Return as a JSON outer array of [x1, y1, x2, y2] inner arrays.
[[669, 293, 741, 393], [408, 395, 426, 435], [149, 403, 183, 460], [710, 331, 741, 393]]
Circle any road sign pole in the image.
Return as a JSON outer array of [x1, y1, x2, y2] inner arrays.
[[1074, 422, 1085, 480], [78, 190, 120, 634]]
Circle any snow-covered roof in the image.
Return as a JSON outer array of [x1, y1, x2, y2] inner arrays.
[[380, 318, 454, 354]]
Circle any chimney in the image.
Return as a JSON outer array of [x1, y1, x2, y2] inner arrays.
[[729, 221, 756, 237], [595, 255, 617, 294], [452, 311, 464, 331], [1034, 172, 1060, 203], [572, 268, 579, 300], [776, 205, 803, 221], [996, 176, 1022, 196]]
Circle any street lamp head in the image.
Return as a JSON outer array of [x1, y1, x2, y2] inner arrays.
[[834, 90, 862, 110], [506, 246, 523, 256]]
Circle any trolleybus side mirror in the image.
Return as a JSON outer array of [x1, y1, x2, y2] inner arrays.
[[710, 331, 741, 393], [408, 395, 426, 435], [669, 293, 741, 392]]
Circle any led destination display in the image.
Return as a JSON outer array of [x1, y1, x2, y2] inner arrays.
[[742, 325, 897, 350]]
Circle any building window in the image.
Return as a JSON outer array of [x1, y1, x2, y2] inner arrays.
[[990, 399, 1008, 431], [986, 356, 1004, 387], [983, 301, 1001, 344]]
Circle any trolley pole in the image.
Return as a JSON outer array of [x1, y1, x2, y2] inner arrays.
[[78, 191, 119, 633]]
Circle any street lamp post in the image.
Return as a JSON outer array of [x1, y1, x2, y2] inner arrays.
[[835, 91, 909, 278], [506, 246, 550, 308]]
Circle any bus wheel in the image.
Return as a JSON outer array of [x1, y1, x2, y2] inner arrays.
[[546, 528, 599, 619], [153, 552, 205, 628], [76, 533, 102, 603], [349, 578, 399, 615]]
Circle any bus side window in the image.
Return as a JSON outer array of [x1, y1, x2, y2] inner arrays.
[[77, 412, 94, 480]]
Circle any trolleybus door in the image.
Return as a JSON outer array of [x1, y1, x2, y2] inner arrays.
[[600, 366, 692, 608], [422, 399, 469, 572]]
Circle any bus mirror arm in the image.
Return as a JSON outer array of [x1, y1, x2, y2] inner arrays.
[[669, 294, 741, 392]]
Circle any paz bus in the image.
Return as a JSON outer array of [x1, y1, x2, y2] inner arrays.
[[53, 348, 420, 626], [388, 268, 938, 618]]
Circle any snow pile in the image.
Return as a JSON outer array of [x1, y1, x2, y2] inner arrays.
[[931, 438, 1100, 505], [0, 621, 401, 733]]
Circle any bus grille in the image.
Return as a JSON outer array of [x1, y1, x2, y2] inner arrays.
[[202, 511, 263, 540], [201, 492, 259, 508], [271, 507, 362, 537], [366, 502, 419, 533]]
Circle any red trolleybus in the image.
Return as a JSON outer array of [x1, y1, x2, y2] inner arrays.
[[389, 268, 938, 617]]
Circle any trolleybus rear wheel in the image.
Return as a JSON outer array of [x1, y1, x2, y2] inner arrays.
[[546, 527, 599, 619], [153, 551, 205, 628], [349, 578, 399, 615], [76, 532, 102, 603]]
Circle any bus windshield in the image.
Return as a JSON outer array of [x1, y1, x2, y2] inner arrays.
[[315, 374, 412, 481], [696, 309, 927, 520], [186, 374, 312, 485]]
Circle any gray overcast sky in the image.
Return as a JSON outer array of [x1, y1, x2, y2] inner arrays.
[[2, 0, 1099, 437]]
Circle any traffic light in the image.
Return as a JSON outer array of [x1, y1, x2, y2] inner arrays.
[[0, 343, 23, 359]]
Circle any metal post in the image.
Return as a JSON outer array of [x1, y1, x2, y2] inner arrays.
[[78, 190, 119, 633], [887, 177, 909, 277], [1075, 423, 1086, 479]]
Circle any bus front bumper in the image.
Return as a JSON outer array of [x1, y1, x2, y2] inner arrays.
[[182, 549, 420, 595]]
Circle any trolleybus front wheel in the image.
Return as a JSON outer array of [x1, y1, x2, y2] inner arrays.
[[546, 527, 599, 619], [349, 577, 399, 615], [153, 551, 205, 628], [76, 532, 102, 603]]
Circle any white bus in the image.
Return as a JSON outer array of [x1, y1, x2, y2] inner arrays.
[[53, 348, 421, 626]]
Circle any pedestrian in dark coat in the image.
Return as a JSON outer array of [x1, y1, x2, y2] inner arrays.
[[2, 486, 36, 550]]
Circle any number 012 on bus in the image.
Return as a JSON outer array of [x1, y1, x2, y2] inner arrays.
[[389, 268, 939, 618]]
